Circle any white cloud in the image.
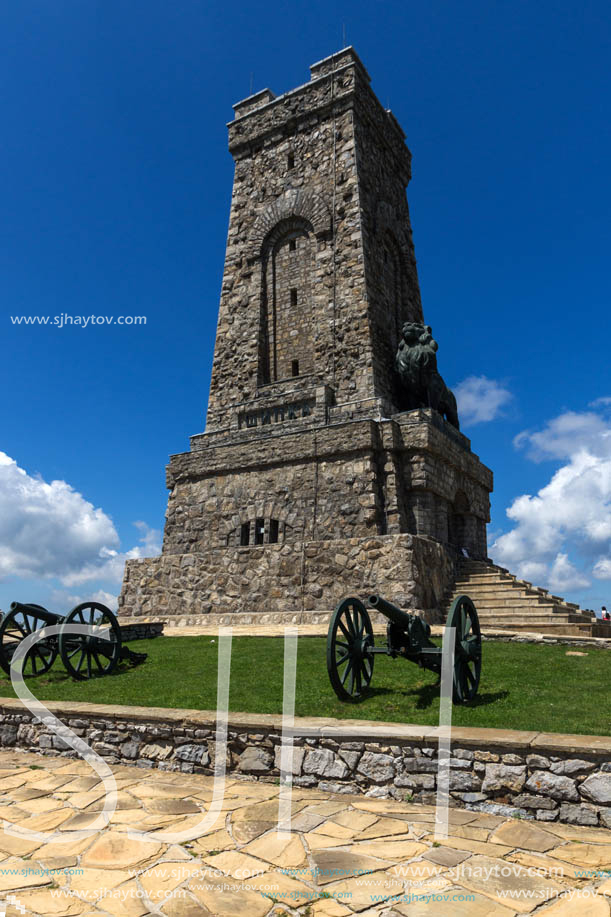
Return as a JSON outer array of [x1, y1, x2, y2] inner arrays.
[[513, 560, 548, 582], [513, 411, 611, 462], [0, 452, 118, 581], [548, 554, 590, 592], [0, 451, 161, 590], [90, 589, 120, 610], [593, 556, 611, 580], [454, 376, 512, 426], [491, 405, 611, 596], [60, 523, 161, 587], [49, 588, 119, 612]]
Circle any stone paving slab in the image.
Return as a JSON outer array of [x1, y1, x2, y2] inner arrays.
[[0, 751, 609, 915]]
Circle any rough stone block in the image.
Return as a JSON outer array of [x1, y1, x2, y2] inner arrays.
[[303, 748, 349, 780], [356, 752, 395, 784], [274, 744, 305, 775], [525, 770, 579, 802], [558, 803, 599, 826], [481, 764, 526, 794], [237, 746, 273, 774], [579, 772, 611, 805], [550, 759, 597, 776]]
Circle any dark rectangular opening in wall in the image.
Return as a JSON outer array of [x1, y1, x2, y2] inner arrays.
[[287, 153, 294, 169], [269, 519, 279, 543], [290, 288, 297, 306], [255, 518, 265, 545], [291, 359, 299, 377], [240, 522, 250, 546], [289, 239, 296, 252]]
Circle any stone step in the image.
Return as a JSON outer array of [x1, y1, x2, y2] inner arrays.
[[457, 603, 586, 619], [447, 593, 589, 611], [453, 586, 581, 608], [448, 556, 600, 635], [451, 593, 562, 607], [454, 573, 516, 583], [481, 623, 595, 636], [454, 579, 548, 593], [454, 579, 528, 590], [460, 564, 509, 574], [463, 605, 591, 618], [474, 612, 594, 625], [455, 579, 550, 594], [457, 589, 591, 608], [456, 596, 594, 620]]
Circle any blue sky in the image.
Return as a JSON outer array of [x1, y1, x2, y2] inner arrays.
[[2, 0, 611, 616]]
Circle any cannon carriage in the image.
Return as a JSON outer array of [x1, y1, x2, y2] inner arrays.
[[0, 600, 146, 680], [327, 593, 482, 705]]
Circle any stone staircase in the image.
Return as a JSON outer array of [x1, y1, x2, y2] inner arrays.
[[444, 558, 609, 636]]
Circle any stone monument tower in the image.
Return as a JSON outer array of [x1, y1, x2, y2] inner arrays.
[[119, 48, 493, 622]]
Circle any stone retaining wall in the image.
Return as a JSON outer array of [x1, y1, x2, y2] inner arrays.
[[482, 631, 611, 649], [118, 621, 164, 641], [119, 614, 611, 648], [0, 699, 608, 828]]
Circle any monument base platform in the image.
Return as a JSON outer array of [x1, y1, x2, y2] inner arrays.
[[118, 533, 456, 623]]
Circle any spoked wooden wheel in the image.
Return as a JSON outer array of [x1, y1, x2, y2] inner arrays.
[[59, 602, 121, 680], [327, 597, 375, 701], [447, 594, 482, 704], [0, 605, 58, 676]]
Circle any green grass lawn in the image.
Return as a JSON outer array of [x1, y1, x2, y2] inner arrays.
[[1, 636, 608, 736]]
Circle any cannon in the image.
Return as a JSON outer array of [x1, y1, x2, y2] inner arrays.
[[0, 601, 146, 680], [326, 593, 481, 705]]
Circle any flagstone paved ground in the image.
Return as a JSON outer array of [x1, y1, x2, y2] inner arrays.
[[0, 750, 609, 915]]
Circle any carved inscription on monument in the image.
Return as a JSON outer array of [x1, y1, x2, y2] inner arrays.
[[237, 400, 314, 430]]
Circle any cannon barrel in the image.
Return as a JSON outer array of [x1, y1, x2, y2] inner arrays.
[[366, 594, 414, 630], [9, 601, 61, 626]]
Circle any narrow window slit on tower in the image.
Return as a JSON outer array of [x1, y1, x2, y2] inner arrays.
[[255, 518, 265, 545], [290, 288, 297, 306], [240, 522, 250, 546], [291, 359, 299, 377], [287, 152, 295, 169], [269, 519, 279, 544], [289, 239, 296, 251]]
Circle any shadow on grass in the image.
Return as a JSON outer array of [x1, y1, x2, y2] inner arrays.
[[0, 659, 141, 689], [359, 683, 510, 711], [411, 685, 509, 710], [462, 690, 510, 708]]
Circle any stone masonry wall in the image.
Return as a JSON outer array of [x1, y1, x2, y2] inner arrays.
[[162, 413, 492, 559], [163, 440, 380, 552], [1, 701, 609, 828], [119, 533, 456, 620]]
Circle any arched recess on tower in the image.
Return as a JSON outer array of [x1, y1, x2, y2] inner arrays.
[[259, 216, 315, 384], [252, 189, 331, 386]]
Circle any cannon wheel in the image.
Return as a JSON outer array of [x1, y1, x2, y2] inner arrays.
[[446, 594, 482, 704], [0, 605, 58, 677], [327, 597, 375, 701], [59, 602, 121, 681]]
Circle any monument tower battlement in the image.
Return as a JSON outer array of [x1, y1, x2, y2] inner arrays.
[[119, 49, 493, 622]]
